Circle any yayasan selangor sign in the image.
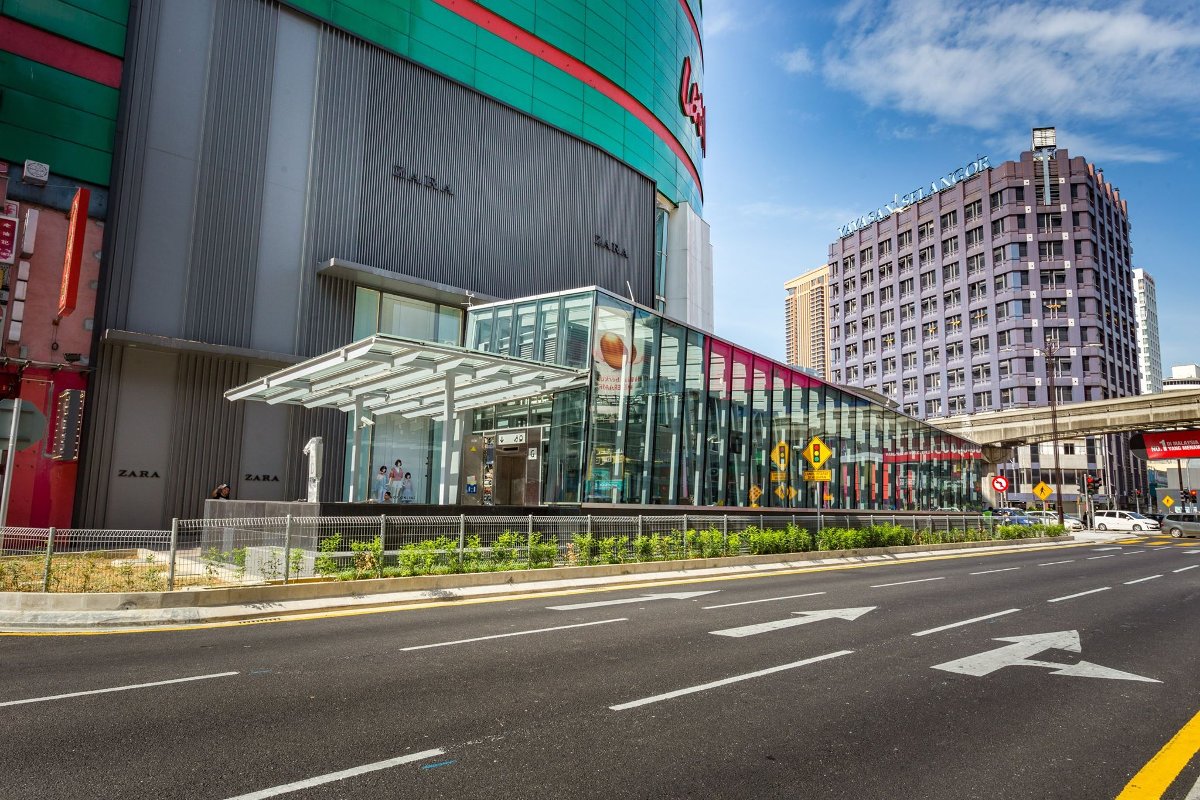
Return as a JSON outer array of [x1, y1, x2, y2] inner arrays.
[[838, 156, 991, 238]]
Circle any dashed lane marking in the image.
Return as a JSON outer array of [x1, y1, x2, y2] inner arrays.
[[703, 591, 826, 610], [870, 577, 946, 589], [0, 672, 239, 708], [399, 618, 626, 651], [969, 567, 1020, 575], [1047, 587, 1111, 603], [911, 608, 1022, 637], [1038, 560, 1075, 567], [222, 749, 446, 799], [1124, 575, 1163, 585], [1174, 565, 1199, 574]]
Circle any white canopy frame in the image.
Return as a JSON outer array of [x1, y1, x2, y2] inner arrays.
[[226, 335, 588, 502]]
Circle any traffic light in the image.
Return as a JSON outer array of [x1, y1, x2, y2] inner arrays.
[[1084, 474, 1099, 496]]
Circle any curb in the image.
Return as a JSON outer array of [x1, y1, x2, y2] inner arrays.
[[0, 535, 1073, 630]]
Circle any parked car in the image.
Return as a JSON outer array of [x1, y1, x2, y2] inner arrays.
[[1092, 510, 1161, 532], [1162, 513, 1200, 538], [1023, 510, 1085, 531]]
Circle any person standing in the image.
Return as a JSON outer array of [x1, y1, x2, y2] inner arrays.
[[399, 472, 415, 504], [389, 459, 404, 499], [374, 466, 389, 502]]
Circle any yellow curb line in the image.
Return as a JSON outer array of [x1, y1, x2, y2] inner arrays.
[[0, 539, 1093, 637], [1115, 706, 1200, 799]]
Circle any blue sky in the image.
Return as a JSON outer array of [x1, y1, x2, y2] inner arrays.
[[700, 0, 1200, 374]]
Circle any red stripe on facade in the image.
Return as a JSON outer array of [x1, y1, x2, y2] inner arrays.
[[677, 0, 703, 62], [0, 17, 122, 89], [433, 0, 703, 200]]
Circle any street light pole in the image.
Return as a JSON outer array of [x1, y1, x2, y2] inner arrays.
[[1044, 342, 1066, 529]]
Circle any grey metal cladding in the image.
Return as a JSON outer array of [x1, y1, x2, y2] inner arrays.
[[283, 406, 346, 502], [162, 353, 251, 522], [184, 0, 278, 347], [74, 344, 125, 527], [297, 26, 655, 357]]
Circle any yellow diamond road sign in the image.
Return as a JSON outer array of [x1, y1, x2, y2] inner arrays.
[[774, 484, 797, 501], [804, 436, 832, 469], [771, 441, 789, 470], [749, 485, 763, 503], [1163, 496, 1175, 508], [1033, 481, 1053, 501]]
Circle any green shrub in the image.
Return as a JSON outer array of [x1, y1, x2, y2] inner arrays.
[[633, 534, 655, 561], [491, 531, 522, 568], [572, 533, 599, 566], [528, 532, 558, 568], [598, 536, 628, 564], [350, 535, 384, 579], [314, 534, 343, 577]]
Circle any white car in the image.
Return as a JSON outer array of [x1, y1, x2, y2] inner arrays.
[[1023, 510, 1084, 531], [1093, 510, 1160, 532]]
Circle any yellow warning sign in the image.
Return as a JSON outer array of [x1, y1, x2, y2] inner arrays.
[[804, 436, 832, 469], [1033, 481, 1053, 501], [774, 484, 797, 501], [1163, 495, 1175, 508], [749, 485, 763, 503], [803, 469, 832, 482], [770, 471, 788, 482], [771, 441, 789, 470]]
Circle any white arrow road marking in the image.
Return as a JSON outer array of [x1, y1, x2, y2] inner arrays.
[[1124, 575, 1162, 585], [870, 577, 945, 588], [710, 607, 876, 638], [1048, 587, 1110, 603], [932, 630, 1160, 683], [610, 650, 853, 710], [911, 608, 1021, 637], [547, 591, 719, 611], [703, 591, 825, 610]]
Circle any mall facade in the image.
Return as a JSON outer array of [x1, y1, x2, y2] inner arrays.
[[229, 287, 987, 511], [71, 0, 718, 528]]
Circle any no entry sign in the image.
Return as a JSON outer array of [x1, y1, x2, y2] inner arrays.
[[991, 475, 1010, 493]]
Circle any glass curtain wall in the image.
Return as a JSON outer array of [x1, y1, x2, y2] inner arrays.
[[463, 289, 984, 510]]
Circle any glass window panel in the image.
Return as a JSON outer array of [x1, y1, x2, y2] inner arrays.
[[436, 306, 463, 345], [492, 305, 514, 355], [561, 294, 593, 368], [679, 329, 705, 505], [513, 302, 538, 360], [651, 321, 684, 504], [467, 308, 494, 351], [380, 295, 437, 341], [537, 299, 561, 364], [621, 309, 660, 503], [726, 350, 752, 507], [353, 287, 380, 340], [586, 296, 634, 502], [704, 341, 731, 506]]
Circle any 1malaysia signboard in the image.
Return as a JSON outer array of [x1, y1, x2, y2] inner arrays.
[[1130, 431, 1200, 461]]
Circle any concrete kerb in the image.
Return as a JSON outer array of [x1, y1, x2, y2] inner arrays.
[[0, 535, 1073, 630]]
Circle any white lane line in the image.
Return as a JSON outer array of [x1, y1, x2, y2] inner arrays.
[[911, 608, 1022, 637], [223, 749, 446, 799], [1174, 565, 1199, 573], [870, 577, 945, 589], [1124, 550, 1146, 555], [703, 592, 826, 610], [400, 618, 625, 651], [1087, 555, 1117, 560], [1124, 575, 1162, 585], [610, 650, 852, 711], [0, 672, 239, 708], [1048, 587, 1111, 603], [1183, 549, 1200, 554], [1038, 560, 1075, 567], [969, 567, 1020, 575]]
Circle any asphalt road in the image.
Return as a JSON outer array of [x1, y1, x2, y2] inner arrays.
[[3, 536, 1199, 800]]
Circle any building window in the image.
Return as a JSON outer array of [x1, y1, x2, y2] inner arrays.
[[883, 357, 896, 374], [860, 245, 874, 263], [946, 315, 963, 337], [990, 190, 1003, 211], [862, 269, 875, 287], [972, 363, 992, 382], [1038, 213, 1062, 233], [902, 351, 917, 369], [940, 210, 958, 231], [971, 307, 989, 327], [880, 285, 894, 303], [968, 281, 988, 301], [964, 199, 983, 223], [924, 346, 941, 367], [946, 341, 964, 361], [842, 255, 856, 271], [901, 328, 916, 346], [862, 292, 875, 309], [898, 229, 913, 249], [927, 398, 942, 415], [879, 239, 893, 257], [923, 321, 939, 340], [948, 367, 964, 386], [1042, 299, 1067, 319], [903, 377, 918, 395], [1040, 270, 1067, 289], [970, 334, 991, 356], [949, 395, 967, 414], [920, 271, 937, 291], [879, 261, 894, 280], [899, 254, 913, 273], [991, 218, 1005, 237], [943, 263, 960, 282], [967, 253, 987, 275], [921, 297, 939, 316], [918, 220, 935, 242], [880, 308, 895, 326], [1039, 240, 1064, 260], [973, 391, 993, 410], [944, 288, 961, 308], [942, 236, 959, 257], [926, 372, 942, 390], [900, 278, 914, 297], [919, 245, 935, 267], [900, 303, 915, 322]]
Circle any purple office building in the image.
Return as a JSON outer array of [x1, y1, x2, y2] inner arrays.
[[826, 128, 1143, 506]]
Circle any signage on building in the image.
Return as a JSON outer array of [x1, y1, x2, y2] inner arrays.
[[58, 187, 89, 318], [22, 160, 49, 186], [838, 156, 991, 238], [244, 474, 280, 482], [391, 164, 454, 196], [679, 57, 706, 155], [594, 235, 628, 259], [1138, 430, 1200, 461], [117, 469, 161, 478], [0, 215, 16, 266]]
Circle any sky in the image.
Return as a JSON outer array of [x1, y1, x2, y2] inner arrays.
[[699, 0, 1200, 374]]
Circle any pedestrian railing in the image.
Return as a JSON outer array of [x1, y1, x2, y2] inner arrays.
[[0, 512, 1051, 593]]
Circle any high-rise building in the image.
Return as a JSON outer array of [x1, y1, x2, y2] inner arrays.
[[827, 127, 1143, 507], [783, 266, 830, 378], [1132, 268, 1163, 394], [1164, 364, 1200, 391]]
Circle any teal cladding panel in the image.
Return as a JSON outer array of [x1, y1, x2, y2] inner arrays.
[[280, 0, 703, 209], [2, 0, 128, 56]]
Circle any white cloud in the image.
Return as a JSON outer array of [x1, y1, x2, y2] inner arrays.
[[986, 128, 1173, 164], [823, 0, 1200, 131], [779, 46, 815, 74]]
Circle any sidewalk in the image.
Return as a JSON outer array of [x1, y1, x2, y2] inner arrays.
[[0, 534, 1120, 633]]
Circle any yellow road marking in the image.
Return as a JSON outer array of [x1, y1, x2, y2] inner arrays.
[[0, 539, 1096, 637], [1115, 706, 1200, 799]]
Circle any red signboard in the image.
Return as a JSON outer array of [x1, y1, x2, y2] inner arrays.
[[1142, 431, 1200, 460], [679, 57, 707, 155], [58, 188, 89, 318], [0, 215, 16, 265], [991, 475, 1009, 493]]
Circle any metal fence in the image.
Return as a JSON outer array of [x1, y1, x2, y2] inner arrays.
[[0, 512, 1025, 593]]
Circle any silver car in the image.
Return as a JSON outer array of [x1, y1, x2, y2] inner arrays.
[[1023, 511, 1084, 531], [1162, 513, 1200, 538]]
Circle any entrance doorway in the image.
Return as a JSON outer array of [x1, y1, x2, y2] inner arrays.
[[459, 427, 544, 506]]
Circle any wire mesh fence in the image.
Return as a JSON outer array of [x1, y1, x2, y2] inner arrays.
[[0, 512, 1043, 593]]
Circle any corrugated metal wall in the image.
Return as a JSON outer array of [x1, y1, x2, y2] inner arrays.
[[183, 0, 278, 347], [162, 354, 251, 521]]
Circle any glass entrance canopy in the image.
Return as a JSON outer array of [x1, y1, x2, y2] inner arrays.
[[466, 288, 984, 510]]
